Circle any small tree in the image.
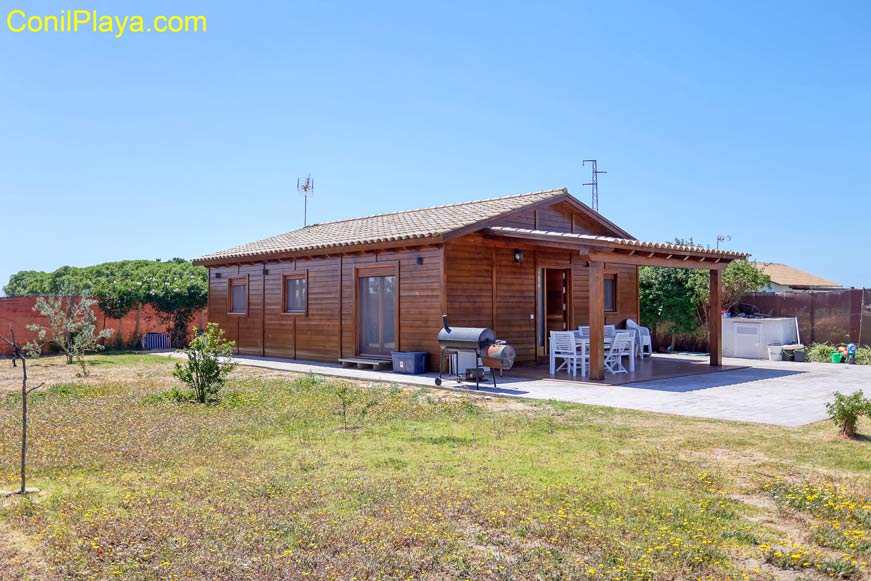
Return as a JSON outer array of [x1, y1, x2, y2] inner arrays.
[[689, 259, 771, 330], [826, 391, 871, 438], [639, 266, 700, 350], [173, 323, 236, 403], [330, 382, 380, 431], [26, 295, 114, 376], [1, 327, 45, 495]]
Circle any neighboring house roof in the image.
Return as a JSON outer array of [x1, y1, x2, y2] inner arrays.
[[756, 263, 841, 289], [486, 227, 749, 259], [194, 189, 631, 265]]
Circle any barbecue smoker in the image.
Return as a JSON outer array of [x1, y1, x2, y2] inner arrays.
[[436, 315, 516, 388]]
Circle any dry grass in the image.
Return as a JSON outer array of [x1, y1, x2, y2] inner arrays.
[[0, 353, 870, 580]]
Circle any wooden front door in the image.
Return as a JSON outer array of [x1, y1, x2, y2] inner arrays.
[[539, 268, 570, 358], [358, 273, 397, 357]]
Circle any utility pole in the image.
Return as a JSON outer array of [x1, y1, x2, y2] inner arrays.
[[716, 234, 731, 249], [582, 160, 606, 212], [297, 174, 314, 226]]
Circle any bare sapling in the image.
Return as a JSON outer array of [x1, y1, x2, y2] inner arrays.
[[1, 326, 45, 496]]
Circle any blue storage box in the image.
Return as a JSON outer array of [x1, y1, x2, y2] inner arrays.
[[391, 351, 429, 375]]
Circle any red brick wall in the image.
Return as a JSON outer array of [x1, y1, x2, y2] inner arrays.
[[0, 297, 206, 356]]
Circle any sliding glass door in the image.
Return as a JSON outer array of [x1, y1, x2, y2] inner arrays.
[[358, 274, 397, 357]]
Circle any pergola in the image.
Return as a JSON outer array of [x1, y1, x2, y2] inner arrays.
[[483, 227, 749, 380]]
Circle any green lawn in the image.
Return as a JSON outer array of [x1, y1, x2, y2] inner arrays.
[[1, 354, 870, 580]]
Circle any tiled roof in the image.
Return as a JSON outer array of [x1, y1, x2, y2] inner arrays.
[[756, 263, 841, 288], [487, 227, 749, 259], [194, 189, 567, 264]]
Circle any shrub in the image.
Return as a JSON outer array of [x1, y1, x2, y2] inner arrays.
[[825, 390, 871, 438], [172, 323, 236, 403], [807, 342, 871, 365], [293, 372, 324, 391], [806, 343, 835, 363]]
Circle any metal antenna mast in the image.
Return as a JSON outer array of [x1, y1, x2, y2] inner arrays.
[[582, 160, 606, 212], [297, 174, 314, 226], [716, 234, 732, 249]]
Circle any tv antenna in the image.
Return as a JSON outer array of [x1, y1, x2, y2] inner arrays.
[[297, 174, 314, 226], [716, 234, 731, 249], [582, 160, 606, 212]]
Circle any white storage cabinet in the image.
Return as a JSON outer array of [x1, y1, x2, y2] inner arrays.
[[722, 317, 799, 359]]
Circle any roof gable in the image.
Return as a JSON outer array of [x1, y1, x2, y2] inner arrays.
[[485, 198, 633, 238]]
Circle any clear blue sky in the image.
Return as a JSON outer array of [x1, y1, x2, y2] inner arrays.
[[1, 0, 869, 291]]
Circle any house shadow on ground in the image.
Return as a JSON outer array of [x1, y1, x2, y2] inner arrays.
[[622, 367, 806, 393]]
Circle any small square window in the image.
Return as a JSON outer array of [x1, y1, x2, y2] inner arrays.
[[604, 275, 617, 312], [229, 279, 247, 313], [284, 274, 307, 314]]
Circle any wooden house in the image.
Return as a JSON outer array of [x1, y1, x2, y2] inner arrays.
[[193, 189, 746, 379]]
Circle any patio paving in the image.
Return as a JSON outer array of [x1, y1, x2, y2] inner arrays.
[[157, 352, 871, 427]]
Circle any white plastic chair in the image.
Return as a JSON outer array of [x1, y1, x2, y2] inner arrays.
[[550, 331, 583, 377], [572, 330, 591, 376], [604, 331, 633, 374], [582, 325, 616, 338], [626, 319, 653, 358]]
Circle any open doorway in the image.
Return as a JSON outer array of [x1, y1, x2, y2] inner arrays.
[[537, 268, 570, 358]]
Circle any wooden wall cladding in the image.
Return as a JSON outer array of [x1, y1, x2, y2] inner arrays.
[[535, 204, 573, 232], [492, 201, 617, 236], [294, 257, 341, 361], [446, 236, 640, 364], [207, 265, 239, 348], [263, 261, 297, 359], [572, 262, 639, 327], [499, 210, 536, 229], [494, 247, 536, 362], [444, 243, 493, 330], [237, 265, 264, 356], [207, 246, 443, 369]]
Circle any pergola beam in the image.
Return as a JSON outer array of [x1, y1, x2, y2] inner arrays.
[[583, 251, 730, 270]]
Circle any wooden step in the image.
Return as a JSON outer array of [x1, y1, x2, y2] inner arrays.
[[338, 357, 392, 370]]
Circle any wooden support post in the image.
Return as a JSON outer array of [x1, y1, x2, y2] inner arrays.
[[589, 261, 605, 380], [710, 268, 722, 367]]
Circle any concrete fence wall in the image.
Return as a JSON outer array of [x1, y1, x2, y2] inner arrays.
[[0, 296, 206, 356]]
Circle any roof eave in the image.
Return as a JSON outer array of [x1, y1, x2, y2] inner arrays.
[[481, 227, 748, 266], [192, 234, 446, 267]]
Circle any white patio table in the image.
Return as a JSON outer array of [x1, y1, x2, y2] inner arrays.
[[548, 335, 636, 377]]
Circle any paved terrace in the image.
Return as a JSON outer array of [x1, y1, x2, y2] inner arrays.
[[158, 352, 871, 427]]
